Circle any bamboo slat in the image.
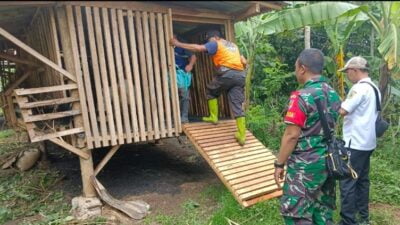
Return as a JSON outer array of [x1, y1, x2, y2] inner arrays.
[[158, 13, 173, 137], [102, 8, 124, 145], [75, 6, 101, 148], [86, 6, 107, 146], [150, 12, 166, 138], [142, 11, 160, 140], [127, 10, 145, 142], [110, 8, 132, 143], [167, 9, 181, 135], [136, 10, 153, 141], [66, 5, 93, 149], [118, 9, 139, 143], [94, 7, 116, 146]]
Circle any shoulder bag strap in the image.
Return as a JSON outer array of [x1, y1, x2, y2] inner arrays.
[[360, 81, 381, 112], [311, 92, 332, 142]]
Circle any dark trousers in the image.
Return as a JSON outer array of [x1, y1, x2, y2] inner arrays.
[[178, 88, 190, 123], [339, 149, 374, 225], [206, 70, 245, 118]]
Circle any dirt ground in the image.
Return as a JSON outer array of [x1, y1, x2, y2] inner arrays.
[[46, 136, 220, 224]]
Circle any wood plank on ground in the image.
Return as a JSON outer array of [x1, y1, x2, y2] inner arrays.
[[182, 120, 282, 207]]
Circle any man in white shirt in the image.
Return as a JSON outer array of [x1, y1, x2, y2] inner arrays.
[[338, 56, 380, 225]]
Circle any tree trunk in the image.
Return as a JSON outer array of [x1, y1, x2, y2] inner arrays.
[[379, 62, 390, 105], [244, 53, 255, 111], [370, 29, 375, 57], [304, 26, 311, 49]]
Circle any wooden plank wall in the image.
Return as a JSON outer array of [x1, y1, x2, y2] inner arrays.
[[64, 6, 181, 149], [22, 8, 64, 99], [0, 8, 64, 129]]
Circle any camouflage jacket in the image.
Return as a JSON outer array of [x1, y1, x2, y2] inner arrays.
[[284, 76, 341, 170]]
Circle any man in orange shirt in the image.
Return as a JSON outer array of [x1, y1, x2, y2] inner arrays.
[[170, 30, 247, 145]]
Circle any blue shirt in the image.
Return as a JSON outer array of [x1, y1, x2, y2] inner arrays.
[[175, 47, 193, 70]]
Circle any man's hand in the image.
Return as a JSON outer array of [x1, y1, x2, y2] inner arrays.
[[274, 167, 285, 189], [339, 108, 348, 116], [170, 37, 179, 47], [185, 64, 193, 73]]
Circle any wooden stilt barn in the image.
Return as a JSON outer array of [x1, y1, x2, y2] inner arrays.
[[0, 1, 285, 208]]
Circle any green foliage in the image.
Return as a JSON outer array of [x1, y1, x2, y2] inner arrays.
[[257, 2, 367, 35], [0, 169, 70, 224], [0, 129, 14, 139], [369, 127, 400, 205], [0, 131, 106, 225], [246, 105, 285, 152], [205, 184, 283, 225]]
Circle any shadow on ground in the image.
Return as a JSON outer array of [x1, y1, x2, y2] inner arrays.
[[47, 137, 219, 216]]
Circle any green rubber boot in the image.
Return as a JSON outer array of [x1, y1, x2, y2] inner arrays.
[[202, 98, 218, 124], [235, 117, 246, 146]]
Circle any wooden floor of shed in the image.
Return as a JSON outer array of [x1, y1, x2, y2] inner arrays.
[[182, 120, 283, 207]]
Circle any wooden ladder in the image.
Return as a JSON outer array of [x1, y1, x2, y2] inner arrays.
[[13, 84, 89, 159], [183, 120, 283, 207]]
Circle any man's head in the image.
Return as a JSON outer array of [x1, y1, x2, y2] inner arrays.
[[295, 48, 324, 84], [338, 56, 369, 84], [205, 30, 222, 42]]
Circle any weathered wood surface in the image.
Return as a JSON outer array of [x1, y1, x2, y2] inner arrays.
[[183, 120, 282, 207]]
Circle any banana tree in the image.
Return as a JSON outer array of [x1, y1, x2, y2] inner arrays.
[[238, 2, 365, 109], [324, 16, 366, 98], [257, 2, 367, 35], [235, 16, 265, 111], [359, 2, 400, 104]]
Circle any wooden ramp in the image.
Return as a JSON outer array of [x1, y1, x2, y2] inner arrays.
[[183, 120, 283, 207]]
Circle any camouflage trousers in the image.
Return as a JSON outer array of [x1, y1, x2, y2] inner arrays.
[[280, 166, 336, 225]]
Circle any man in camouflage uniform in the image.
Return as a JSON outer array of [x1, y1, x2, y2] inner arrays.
[[274, 48, 341, 225]]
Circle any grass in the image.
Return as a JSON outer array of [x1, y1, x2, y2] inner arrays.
[[0, 129, 14, 139], [0, 129, 106, 225], [147, 127, 400, 225], [0, 125, 399, 224]]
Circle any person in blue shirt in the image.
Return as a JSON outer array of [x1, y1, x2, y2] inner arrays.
[[174, 34, 197, 123]]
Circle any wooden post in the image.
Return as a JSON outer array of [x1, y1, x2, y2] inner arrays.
[[304, 26, 311, 49], [57, 6, 96, 198]]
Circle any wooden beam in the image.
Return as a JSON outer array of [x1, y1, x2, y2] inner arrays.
[[0, 1, 56, 7], [24, 109, 81, 122], [171, 8, 233, 20], [234, 3, 260, 22], [59, 1, 233, 19], [19, 96, 79, 108], [0, 53, 38, 67], [172, 15, 227, 25], [61, 1, 167, 13], [94, 145, 121, 176], [0, 27, 77, 82], [14, 84, 78, 95], [3, 69, 38, 96], [49, 138, 90, 159], [251, 1, 283, 10], [32, 127, 85, 142]]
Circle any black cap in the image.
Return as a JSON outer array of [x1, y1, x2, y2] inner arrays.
[[205, 30, 221, 40]]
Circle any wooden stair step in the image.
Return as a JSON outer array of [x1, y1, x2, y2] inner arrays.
[[14, 84, 78, 95]]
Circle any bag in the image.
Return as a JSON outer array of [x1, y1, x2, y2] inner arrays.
[[176, 65, 192, 90], [314, 95, 358, 180], [360, 81, 389, 137]]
